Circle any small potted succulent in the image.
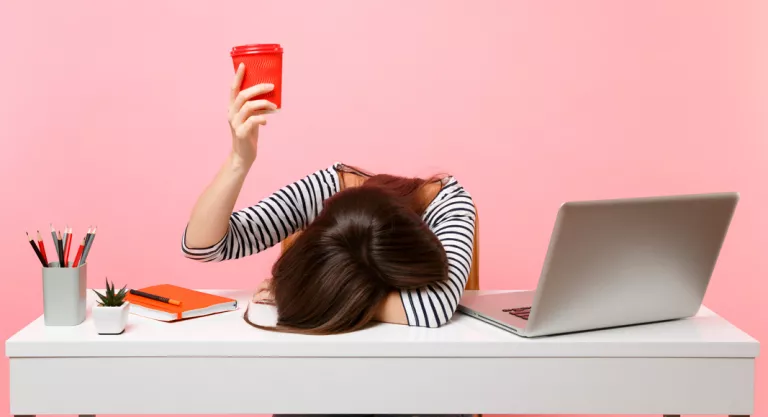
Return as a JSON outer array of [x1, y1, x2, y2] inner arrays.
[[92, 278, 130, 335]]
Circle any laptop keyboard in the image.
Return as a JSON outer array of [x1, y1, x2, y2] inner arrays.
[[502, 307, 531, 320]]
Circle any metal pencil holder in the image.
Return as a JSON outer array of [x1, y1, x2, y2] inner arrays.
[[42, 262, 87, 326]]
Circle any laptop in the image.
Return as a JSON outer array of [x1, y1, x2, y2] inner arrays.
[[458, 192, 739, 337]]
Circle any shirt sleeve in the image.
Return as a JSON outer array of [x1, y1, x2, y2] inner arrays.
[[400, 178, 476, 327], [181, 164, 341, 262]]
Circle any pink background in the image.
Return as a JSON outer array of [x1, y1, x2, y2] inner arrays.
[[1, 1, 765, 416]]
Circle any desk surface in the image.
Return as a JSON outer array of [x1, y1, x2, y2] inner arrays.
[[9, 290, 759, 415], [6, 290, 759, 359]]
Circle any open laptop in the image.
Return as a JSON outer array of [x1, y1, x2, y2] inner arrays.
[[458, 192, 739, 337]]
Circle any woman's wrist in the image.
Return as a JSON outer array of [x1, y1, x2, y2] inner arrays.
[[375, 291, 408, 324], [228, 152, 254, 175]]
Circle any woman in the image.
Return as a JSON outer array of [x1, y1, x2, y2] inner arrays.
[[182, 63, 476, 334]]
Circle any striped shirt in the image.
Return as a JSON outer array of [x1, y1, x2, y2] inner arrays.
[[181, 163, 476, 328]]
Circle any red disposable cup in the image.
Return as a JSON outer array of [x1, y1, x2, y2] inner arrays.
[[230, 43, 283, 109]]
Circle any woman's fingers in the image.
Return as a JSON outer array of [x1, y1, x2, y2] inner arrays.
[[232, 100, 277, 127], [256, 278, 271, 291], [252, 279, 274, 303], [230, 83, 275, 119], [235, 114, 268, 138], [252, 289, 274, 304], [253, 291, 274, 303], [229, 63, 246, 105]]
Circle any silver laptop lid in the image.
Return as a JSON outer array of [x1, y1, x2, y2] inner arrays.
[[522, 192, 739, 336]]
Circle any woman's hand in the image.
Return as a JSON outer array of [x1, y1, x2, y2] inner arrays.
[[252, 278, 275, 304], [228, 63, 278, 166]]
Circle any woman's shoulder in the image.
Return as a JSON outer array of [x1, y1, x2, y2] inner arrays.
[[425, 174, 475, 212], [332, 162, 372, 176], [437, 174, 471, 197], [325, 162, 470, 201], [332, 162, 461, 184], [329, 162, 371, 190]]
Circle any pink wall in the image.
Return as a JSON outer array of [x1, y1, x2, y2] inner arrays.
[[1, 1, 765, 416]]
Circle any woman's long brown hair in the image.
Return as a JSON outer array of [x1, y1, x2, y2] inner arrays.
[[243, 173, 448, 335]]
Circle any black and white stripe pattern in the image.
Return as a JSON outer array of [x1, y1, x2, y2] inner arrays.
[[181, 166, 341, 262], [182, 163, 476, 328], [399, 176, 476, 327]]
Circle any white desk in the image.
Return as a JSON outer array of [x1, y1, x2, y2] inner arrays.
[[6, 290, 759, 416]]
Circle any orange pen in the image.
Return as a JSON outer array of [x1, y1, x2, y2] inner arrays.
[[129, 289, 182, 306]]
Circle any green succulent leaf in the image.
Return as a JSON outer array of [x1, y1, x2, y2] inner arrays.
[[92, 289, 109, 306], [96, 278, 125, 307]]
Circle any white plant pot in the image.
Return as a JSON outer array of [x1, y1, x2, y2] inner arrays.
[[92, 302, 130, 335]]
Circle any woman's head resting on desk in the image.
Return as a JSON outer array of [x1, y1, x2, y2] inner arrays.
[[247, 174, 448, 334]]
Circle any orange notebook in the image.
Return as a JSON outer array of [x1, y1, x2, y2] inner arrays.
[[125, 284, 238, 322]]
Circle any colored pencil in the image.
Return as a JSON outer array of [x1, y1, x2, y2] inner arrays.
[[79, 227, 91, 264], [62, 226, 69, 266], [36, 231, 48, 266], [50, 224, 61, 267], [81, 226, 97, 263], [72, 238, 86, 267], [63, 227, 73, 267], [56, 230, 64, 267], [27, 232, 47, 267], [62, 226, 69, 250]]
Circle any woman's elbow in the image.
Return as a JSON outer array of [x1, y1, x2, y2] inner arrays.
[[429, 308, 458, 328], [180, 231, 226, 262], [433, 314, 454, 328]]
